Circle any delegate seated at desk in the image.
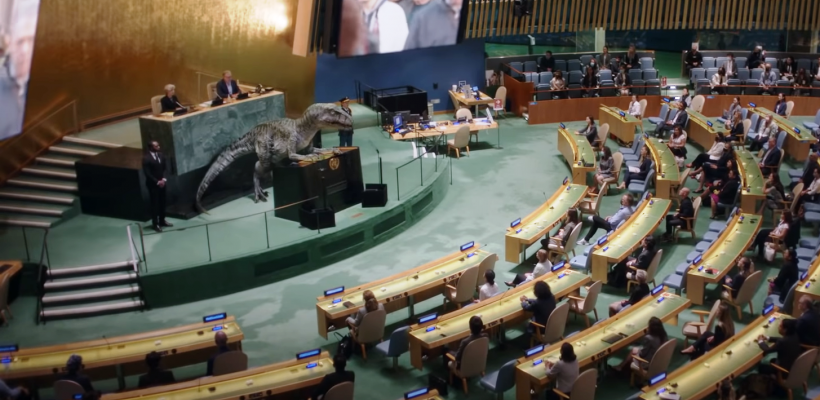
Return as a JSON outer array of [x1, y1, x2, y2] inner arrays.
[[795, 296, 820, 346], [310, 354, 355, 400], [139, 351, 176, 388], [757, 318, 803, 376], [206, 331, 232, 376], [216, 70, 241, 99], [445, 316, 488, 369], [160, 84, 185, 113], [60, 354, 95, 393]]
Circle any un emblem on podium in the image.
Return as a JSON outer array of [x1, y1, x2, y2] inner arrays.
[[329, 157, 340, 170]]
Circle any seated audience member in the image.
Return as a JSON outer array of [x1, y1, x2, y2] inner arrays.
[[60, 355, 94, 393], [520, 281, 556, 335], [794, 68, 811, 95], [587, 57, 600, 74], [476, 270, 500, 302], [609, 55, 622, 72], [622, 45, 639, 70], [699, 168, 740, 218], [578, 194, 635, 246], [722, 53, 738, 78], [550, 70, 567, 99], [346, 289, 385, 329], [0, 379, 28, 400], [544, 343, 580, 400], [685, 45, 703, 73], [768, 249, 798, 297], [593, 147, 615, 190], [751, 210, 791, 259], [542, 209, 579, 254], [138, 351, 176, 388], [160, 84, 184, 113], [774, 93, 788, 116], [667, 126, 687, 165], [759, 173, 786, 215], [759, 136, 781, 176], [710, 67, 728, 94], [309, 354, 355, 400], [539, 50, 555, 72], [611, 317, 667, 372], [749, 114, 777, 152], [206, 331, 232, 375], [598, 47, 613, 70], [798, 168, 820, 208], [445, 316, 488, 369], [695, 142, 734, 192], [610, 236, 656, 288], [660, 187, 693, 241], [617, 146, 651, 190], [404, 0, 458, 51], [688, 133, 725, 171], [760, 63, 778, 95], [581, 66, 599, 97], [722, 257, 752, 300], [796, 296, 820, 346], [748, 46, 763, 70], [216, 70, 241, 99], [506, 249, 551, 287], [678, 87, 693, 108], [757, 319, 802, 375], [680, 304, 734, 359], [655, 102, 688, 137], [792, 152, 819, 190], [724, 112, 744, 143], [614, 65, 631, 96], [781, 56, 796, 81], [627, 95, 641, 117], [608, 269, 649, 317], [722, 96, 741, 121], [574, 116, 598, 146]]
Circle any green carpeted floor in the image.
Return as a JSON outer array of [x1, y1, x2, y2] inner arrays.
[[3, 112, 820, 399]]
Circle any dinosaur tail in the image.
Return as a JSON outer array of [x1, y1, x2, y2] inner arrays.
[[195, 131, 256, 214]]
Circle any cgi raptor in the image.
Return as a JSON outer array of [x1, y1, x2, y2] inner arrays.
[[195, 103, 353, 213]]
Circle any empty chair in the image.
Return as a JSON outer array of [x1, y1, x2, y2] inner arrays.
[[696, 79, 711, 95], [351, 308, 386, 360], [569, 280, 602, 327], [579, 55, 593, 66], [150, 95, 164, 116], [737, 68, 750, 82], [531, 302, 570, 346], [643, 69, 658, 80], [523, 60, 538, 72], [690, 68, 706, 84], [554, 60, 567, 72], [567, 83, 582, 99], [579, 185, 607, 217], [567, 59, 581, 72], [628, 249, 662, 292], [631, 339, 677, 387], [599, 69, 613, 83], [726, 78, 742, 95], [448, 336, 489, 394], [682, 300, 721, 346], [706, 67, 719, 81], [632, 79, 646, 95], [554, 369, 598, 400], [773, 348, 818, 400], [736, 57, 747, 68], [373, 326, 410, 369], [646, 79, 661, 95], [523, 72, 535, 82], [797, 58, 812, 71], [716, 57, 728, 67], [751, 68, 764, 80], [722, 270, 762, 318], [443, 266, 480, 309], [324, 381, 355, 400], [639, 57, 654, 70], [212, 351, 248, 376], [765, 57, 778, 66], [691, 94, 706, 113], [776, 80, 792, 95], [447, 126, 471, 158], [814, 81, 820, 97], [764, 282, 797, 316], [803, 109, 820, 131], [746, 113, 761, 139], [785, 101, 795, 119], [629, 69, 643, 82], [600, 81, 616, 97], [479, 359, 517, 400], [494, 86, 507, 118], [539, 72, 553, 84], [568, 70, 583, 84], [648, 104, 670, 125], [661, 271, 686, 295], [508, 62, 523, 78], [54, 381, 85, 400], [536, 84, 552, 101], [455, 108, 472, 120], [627, 169, 655, 196], [702, 57, 716, 69]]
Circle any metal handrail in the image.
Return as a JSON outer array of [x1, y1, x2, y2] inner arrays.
[[395, 152, 445, 201]]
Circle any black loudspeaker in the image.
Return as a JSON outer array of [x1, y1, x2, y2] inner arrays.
[[361, 183, 387, 208], [299, 207, 336, 230]]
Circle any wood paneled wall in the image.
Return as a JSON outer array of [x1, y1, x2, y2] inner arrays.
[[465, 0, 820, 39]]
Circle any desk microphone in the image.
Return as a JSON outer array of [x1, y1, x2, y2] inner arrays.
[[543, 191, 548, 201], [102, 335, 111, 349], [175, 101, 186, 109]]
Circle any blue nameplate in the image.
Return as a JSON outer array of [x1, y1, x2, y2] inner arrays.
[[693, 254, 702, 265], [332, 298, 342, 304], [526, 344, 545, 356], [602, 246, 609, 252], [306, 362, 318, 369], [511, 218, 522, 228], [202, 313, 227, 323], [296, 349, 321, 360], [794, 127, 801, 134], [425, 326, 436, 332], [558, 273, 566, 279], [560, 123, 566, 129], [516, 228, 523, 233], [707, 121, 713, 127], [651, 285, 664, 295], [533, 358, 543, 366], [749, 102, 756, 107], [563, 176, 569, 185], [769, 316, 776, 323], [551, 261, 566, 272], [762, 304, 774, 315], [657, 297, 665, 303], [0, 357, 11, 364], [619, 111, 625, 117], [405, 388, 430, 399], [649, 372, 667, 385], [460, 241, 475, 252], [324, 286, 344, 296], [211, 325, 223, 332], [0, 344, 18, 353], [662, 98, 670, 103], [418, 313, 437, 324], [597, 235, 609, 245]]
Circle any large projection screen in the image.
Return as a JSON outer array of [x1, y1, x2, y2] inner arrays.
[[0, 0, 39, 141]]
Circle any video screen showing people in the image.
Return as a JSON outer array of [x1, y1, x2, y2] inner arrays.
[[0, 0, 39, 141], [337, 0, 463, 57]]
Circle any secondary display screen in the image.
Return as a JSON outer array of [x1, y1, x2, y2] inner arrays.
[[0, 0, 40, 141]]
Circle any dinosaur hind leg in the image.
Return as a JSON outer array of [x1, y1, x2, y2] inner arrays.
[[253, 159, 271, 203]]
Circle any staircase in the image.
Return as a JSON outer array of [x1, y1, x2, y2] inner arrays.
[[39, 260, 146, 321], [0, 136, 120, 229]]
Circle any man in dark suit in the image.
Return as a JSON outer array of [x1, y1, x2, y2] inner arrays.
[[143, 141, 172, 232], [722, 53, 738, 78], [309, 354, 355, 400], [216, 70, 241, 99], [160, 84, 185, 113], [758, 318, 803, 375], [792, 153, 818, 189], [138, 351, 176, 388], [446, 316, 489, 370], [685, 45, 703, 73], [759, 136, 781, 176], [661, 187, 693, 241], [796, 296, 820, 346], [58, 355, 95, 393], [611, 236, 657, 288], [655, 102, 689, 137], [206, 331, 231, 376], [539, 51, 555, 72]]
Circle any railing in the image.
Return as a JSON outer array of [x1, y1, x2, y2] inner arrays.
[[395, 152, 450, 201], [128, 196, 321, 272], [0, 100, 80, 185]]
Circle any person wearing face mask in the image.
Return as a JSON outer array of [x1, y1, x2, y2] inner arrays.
[[722, 53, 738, 78], [774, 93, 788, 116], [748, 46, 763, 69], [760, 63, 778, 95], [598, 46, 613, 70]]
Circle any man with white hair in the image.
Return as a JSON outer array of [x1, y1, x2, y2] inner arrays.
[[661, 187, 693, 242], [608, 269, 649, 316], [796, 295, 820, 346], [160, 84, 184, 113], [216, 70, 241, 99]]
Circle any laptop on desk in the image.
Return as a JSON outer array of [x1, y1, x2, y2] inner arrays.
[[211, 98, 224, 107]]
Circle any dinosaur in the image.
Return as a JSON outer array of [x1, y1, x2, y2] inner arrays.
[[195, 103, 353, 214]]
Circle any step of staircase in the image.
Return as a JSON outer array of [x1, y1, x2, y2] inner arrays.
[[40, 299, 144, 320], [41, 284, 140, 306], [0, 188, 76, 205], [0, 212, 58, 228], [0, 200, 70, 217], [47, 260, 137, 279], [48, 144, 100, 157], [35, 154, 82, 168], [21, 166, 77, 180], [6, 177, 78, 193], [62, 136, 122, 149], [43, 271, 138, 292]]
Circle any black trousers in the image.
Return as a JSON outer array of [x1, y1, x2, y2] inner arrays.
[[147, 184, 167, 226], [665, 215, 685, 234], [546, 390, 570, 400], [624, 171, 646, 188], [753, 229, 774, 257], [749, 136, 767, 152], [690, 331, 715, 359], [511, 274, 528, 286], [759, 359, 786, 376], [690, 153, 712, 170], [583, 215, 612, 241]]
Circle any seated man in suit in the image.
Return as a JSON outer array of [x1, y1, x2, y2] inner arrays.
[[160, 84, 184, 113], [611, 236, 657, 288], [722, 53, 738, 78], [309, 354, 355, 400], [661, 187, 693, 242], [446, 316, 489, 369], [796, 296, 820, 346], [138, 351, 176, 388], [655, 102, 688, 137], [59, 355, 94, 393], [757, 318, 803, 375], [684, 45, 703, 74], [759, 136, 781, 176], [206, 331, 232, 376], [216, 70, 241, 99]]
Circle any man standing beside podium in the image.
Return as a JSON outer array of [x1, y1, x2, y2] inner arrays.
[[338, 97, 354, 146], [216, 70, 241, 99], [143, 141, 173, 232]]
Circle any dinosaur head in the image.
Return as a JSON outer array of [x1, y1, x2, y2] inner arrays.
[[306, 103, 353, 130]]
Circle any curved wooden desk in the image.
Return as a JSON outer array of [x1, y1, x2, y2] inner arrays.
[[735, 149, 766, 212], [686, 109, 728, 150], [750, 106, 817, 162], [599, 106, 642, 145], [794, 257, 820, 316], [557, 128, 597, 185], [644, 136, 681, 199]]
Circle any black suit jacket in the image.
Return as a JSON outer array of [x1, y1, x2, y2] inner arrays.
[[748, 52, 763, 69], [685, 51, 703, 67], [160, 95, 180, 113], [676, 197, 694, 219], [216, 79, 241, 99], [598, 53, 613, 69], [672, 110, 689, 129], [633, 158, 652, 181], [522, 295, 556, 327], [143, 152, 167, 187], [760, 334, 803, 371], [801, 163, 818, 184], [311, 371, 355, 400], [633, 248, 656, 270], [539, 57, 555, 72], [627, 283, 650, 305], [727, 122, 743, 141], [138, 370, 176, 388], [797, 309, 820, 346], [583, 125, 599, 146], [623, 53, 640, 69], [762, 147, 781, 167], [718, 178, 740, 204]]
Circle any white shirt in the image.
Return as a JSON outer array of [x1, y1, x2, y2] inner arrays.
[[809, 178, 820, 195], [479, 283, 500, 301], [369, 2, 408, 53], [150, 152, 160, 162], [628, 101, 641, 117], [522, 261, 552, 285], [707, 142, 724, 160], [225, 80, 233, 95]]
